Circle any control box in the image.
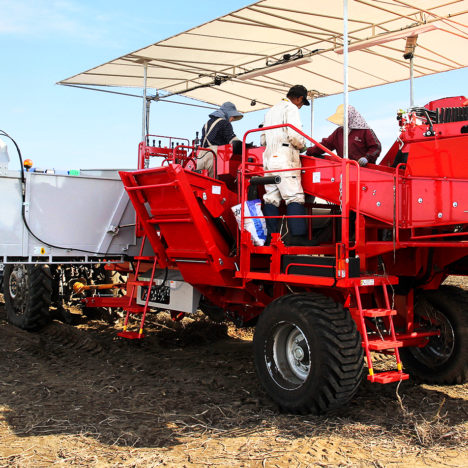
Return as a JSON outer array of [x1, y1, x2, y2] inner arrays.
[[136, 278, 201, 314]]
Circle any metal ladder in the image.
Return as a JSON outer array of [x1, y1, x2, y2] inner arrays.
[[353, 283, 409, 383], [117, 236, 158, 340]]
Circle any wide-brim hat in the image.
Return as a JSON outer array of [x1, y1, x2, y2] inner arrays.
[[220, 102, 244, 121], [327, 104, 345, 126]]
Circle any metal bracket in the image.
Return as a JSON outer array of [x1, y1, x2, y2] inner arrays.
[[96, 189, 131, 254]]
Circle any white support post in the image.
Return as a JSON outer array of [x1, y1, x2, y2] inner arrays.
[[141, 61, 148, 144], [310, 94, 315, 138], [409, 56, 414, 107], [343, 0, 349, 160]]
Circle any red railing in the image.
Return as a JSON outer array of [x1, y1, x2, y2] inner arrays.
[[239, 124, 361, 266]]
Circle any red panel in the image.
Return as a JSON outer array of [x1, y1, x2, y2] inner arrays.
[[425, 96, 467, 111], [120, 165, 241, 288], [406, 135, 468, 179], [301, 150, 468, 229]]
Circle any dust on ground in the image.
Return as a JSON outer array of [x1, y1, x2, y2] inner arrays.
[[0, 280, 467, 467]]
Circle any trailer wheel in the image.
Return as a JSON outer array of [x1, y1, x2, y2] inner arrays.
[[253, 293, 364, 414], [400, 286, 467, 384], [3, 264, 53, 330]]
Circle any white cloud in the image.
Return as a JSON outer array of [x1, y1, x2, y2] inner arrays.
[[0, 0, 198, 56], [0, 0, 111, 43]]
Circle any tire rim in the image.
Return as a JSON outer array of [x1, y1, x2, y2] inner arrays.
[[268, 322, 311, 389], [8, 265, 28, 316], [411, 304, 455, 367]]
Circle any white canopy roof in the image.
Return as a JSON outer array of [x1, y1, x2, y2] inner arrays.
[[58, 0, 468, 112]]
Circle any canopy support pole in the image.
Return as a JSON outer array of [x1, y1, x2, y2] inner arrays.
[[409, 56, 414, 107], [310, 94, 315, 137], [341, 0, 351, 259], [141, 61, 148, 144], [343, 0, 349, 160], [146, 97, 151, 139]]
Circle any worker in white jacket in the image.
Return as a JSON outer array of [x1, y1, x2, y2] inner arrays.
[[261, 85, 315, 246]]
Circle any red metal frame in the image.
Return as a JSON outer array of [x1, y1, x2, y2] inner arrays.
[[138, 134, 190, 169], [91, 96, 468, 383]]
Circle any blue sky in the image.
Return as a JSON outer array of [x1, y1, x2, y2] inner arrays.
[[1, 0, 467, 171]]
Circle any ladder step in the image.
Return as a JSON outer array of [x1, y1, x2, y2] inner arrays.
[[117, 331, 145, 340], [367, 338, 403, 350], [124, 305, 146, 314], [127, 280, 152, 286], [362, 308, 397, 317], [367, 371, 409, 384]]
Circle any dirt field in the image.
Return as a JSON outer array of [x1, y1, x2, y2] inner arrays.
[[0, 279, 467, 467]]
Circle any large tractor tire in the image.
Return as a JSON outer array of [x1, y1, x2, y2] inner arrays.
[[253, 293, 364, 414], [400, 286, 467, 384], [3, 264, 53, 331]]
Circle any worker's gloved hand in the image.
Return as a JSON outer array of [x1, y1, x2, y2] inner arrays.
[[358, 157, 368, 167]]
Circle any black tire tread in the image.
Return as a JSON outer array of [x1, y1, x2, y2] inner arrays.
[[400, 285, 467, 384], [254, 293, 364, 414], [3, 264, 53, 331]]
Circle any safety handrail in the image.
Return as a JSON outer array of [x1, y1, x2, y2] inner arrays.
[[240, 123, 361, 257], [157, 143, 218, 176], [145, 134, 190, 146], [139, 134, 191, 169], [240, 165, 351, 239]]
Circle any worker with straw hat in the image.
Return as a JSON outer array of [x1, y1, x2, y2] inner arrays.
[[306, 104, 381, 166]]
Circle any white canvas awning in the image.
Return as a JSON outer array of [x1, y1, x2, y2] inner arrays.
[[58, 0, 468, 112]]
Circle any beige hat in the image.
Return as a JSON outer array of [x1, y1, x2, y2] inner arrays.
[[327, 104, 345, 126]]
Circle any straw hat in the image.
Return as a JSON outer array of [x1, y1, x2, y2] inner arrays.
[[327, 104, 345, 126]]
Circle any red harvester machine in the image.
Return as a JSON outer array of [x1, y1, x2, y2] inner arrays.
[[87, 95, 467, 414]]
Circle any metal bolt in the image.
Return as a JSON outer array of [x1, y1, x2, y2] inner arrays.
[[418, 198, 423, 204], [438, 212, 443, 218], [372, 190, 376, 196], [345, 258, 349, 263], [203, 192, 207, 200], [453, 202, 458, 208], [331, 177, 335, 182], [293, 346, 304, 360], [376, 201, 381, 207], [362, 186, 367, 192], [218, 258, 224, 265]]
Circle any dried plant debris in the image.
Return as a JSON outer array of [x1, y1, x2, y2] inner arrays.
[[0, 285, 466, 467]]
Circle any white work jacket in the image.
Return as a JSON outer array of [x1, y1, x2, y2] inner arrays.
[[261, 98, 305, 172]]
